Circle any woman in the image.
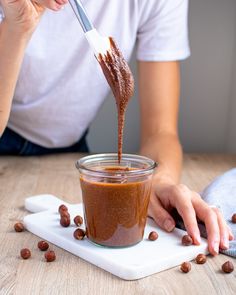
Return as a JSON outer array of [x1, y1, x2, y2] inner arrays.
[[0, 0, 233, 254]]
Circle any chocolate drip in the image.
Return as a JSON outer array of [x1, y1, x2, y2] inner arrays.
[[98, 37, 134, 162]]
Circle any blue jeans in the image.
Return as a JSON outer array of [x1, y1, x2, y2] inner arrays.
[[0, 128, 89, 156]]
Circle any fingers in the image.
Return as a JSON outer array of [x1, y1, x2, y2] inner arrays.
[[192, 197, 221, 255], [148, 193, 175, 232], [176, 204, 201, 245], [200, 208, 220, 255], [153, 182, 233, 256], [171, 185, 201, 245], [211, 207, 234, 249], [229, 227, 234, 240], [212, 207, 228, 250], [193, 193, 234, 255]]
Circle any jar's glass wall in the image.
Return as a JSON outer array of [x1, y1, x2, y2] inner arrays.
[[76, 154, 156, 248]]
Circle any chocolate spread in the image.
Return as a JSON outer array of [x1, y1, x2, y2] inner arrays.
[[80, 167, 152, 247], [98, 38, 134, 162]]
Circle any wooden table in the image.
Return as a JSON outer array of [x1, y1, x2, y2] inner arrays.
[[0, 154, 236, 294]]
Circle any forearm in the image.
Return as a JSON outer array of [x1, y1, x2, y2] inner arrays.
[[0, 21, 30, 135], [138, 63, 232, 255], [140, 132, 183, 184], [138, 60, 181, 184]]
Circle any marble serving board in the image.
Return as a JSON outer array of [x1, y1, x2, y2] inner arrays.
[[24, 194, 208, 280]]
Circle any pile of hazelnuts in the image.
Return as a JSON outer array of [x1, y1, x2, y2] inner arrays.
[[180, 231, 234, 274], [58, 204, 86, 240], [147, 212, 236, 274], [14, 203, 86, 262], [179, 212, 236, 274], [180, 234, 208, 274], [15, 208, 236, 274], [14, 222, 56, 262]]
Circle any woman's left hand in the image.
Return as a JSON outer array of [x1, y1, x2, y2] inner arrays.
[[148, 181, 234, 255]]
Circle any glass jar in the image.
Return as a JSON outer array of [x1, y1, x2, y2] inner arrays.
[[76, 153, 156, 248]]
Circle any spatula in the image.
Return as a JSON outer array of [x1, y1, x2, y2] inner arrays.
[[69, 0, 110, 56]]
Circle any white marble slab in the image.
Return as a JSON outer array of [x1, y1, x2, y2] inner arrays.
[[24, 194, 208, 280]]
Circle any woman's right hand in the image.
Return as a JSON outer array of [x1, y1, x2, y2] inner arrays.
[[0, 0, 68, 36]]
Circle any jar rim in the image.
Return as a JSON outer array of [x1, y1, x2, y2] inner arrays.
[[76, 153, 157, 177]]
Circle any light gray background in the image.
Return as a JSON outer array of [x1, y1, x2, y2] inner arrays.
[[87, 0, 236, 153]]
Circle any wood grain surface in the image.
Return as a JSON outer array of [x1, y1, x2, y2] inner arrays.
[[0, 153, 236, 295]]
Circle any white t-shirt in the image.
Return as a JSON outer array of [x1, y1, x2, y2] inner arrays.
[[0, 0, 190, 148]]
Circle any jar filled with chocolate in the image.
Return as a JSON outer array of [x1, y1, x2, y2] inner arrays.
[[76, 154, 156, 248]]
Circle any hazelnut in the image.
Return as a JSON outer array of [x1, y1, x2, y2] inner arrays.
[[148, 231, 158, 241], [180, 262, 191, 273], [58, 204, 68, 215], [45, 250, 56, 262], [73, 228, 86, 240], [74, 215, 83, 227], [195, 254, 207, 264], [231, 213, 236, 223], [182, 235, 193, 246], [20, 248, 31, 259], [60, 216, 70, 227], [38, 240, 49, 251], [14, 222, 25, 232], [222, 261, 234, 273], [60, 211, 70, 218]]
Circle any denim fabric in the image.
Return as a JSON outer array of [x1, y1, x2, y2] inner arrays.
[[0, 128, 89, 156]]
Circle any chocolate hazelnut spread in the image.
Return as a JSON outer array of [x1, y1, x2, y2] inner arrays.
[[98, 38, 134, 163], [80, 167, 152, 247]]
